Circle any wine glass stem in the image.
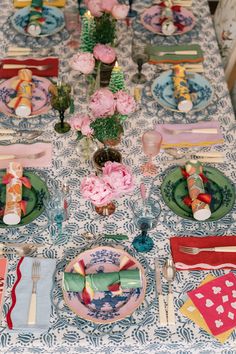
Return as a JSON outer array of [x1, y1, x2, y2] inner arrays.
[[148, 156, 153, 166], [141, 230, 147, 244], [129, 0, 133, 12], [59, 110, 65, 129], [137, 60, 143, 80]]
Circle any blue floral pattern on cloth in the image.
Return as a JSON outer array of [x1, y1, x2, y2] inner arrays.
[[0, 0, 235, 352]]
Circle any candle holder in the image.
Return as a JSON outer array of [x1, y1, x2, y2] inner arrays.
[[50, 82, 72, 134]]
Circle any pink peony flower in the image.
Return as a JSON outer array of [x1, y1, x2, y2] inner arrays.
[[80, 175, 114, 206], [111, 4, 129, 20], [87, 0, 103, 17], [102, 161, 135, 197], [69, 114, 94, 136], [69, 52, 95, 74], [115, 90, 136, 115], [93, 44, 116, 64], [101, 0, 118, 13], [89, 88, 116, 118]]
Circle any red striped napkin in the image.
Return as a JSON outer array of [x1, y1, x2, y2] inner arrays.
[[170, 236, 236, 270]]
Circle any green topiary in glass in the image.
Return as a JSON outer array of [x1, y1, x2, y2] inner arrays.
[[94, 13, 116, 45]]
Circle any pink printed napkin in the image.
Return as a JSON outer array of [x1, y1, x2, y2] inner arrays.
[[188, 273, 236, 335], [0, 258, 8, 322], [155, 121, 224, 148], [0, 143, 52, 168]]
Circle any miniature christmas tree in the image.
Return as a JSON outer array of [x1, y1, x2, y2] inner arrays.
[[109, 62, 125, 93], [80, 11, 96, 53], [94, 13, 116, 45]]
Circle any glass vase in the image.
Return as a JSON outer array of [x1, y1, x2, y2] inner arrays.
[[76, 137, 98, 161], [92, 147, 122, 173], [95, 202, 116, 216]]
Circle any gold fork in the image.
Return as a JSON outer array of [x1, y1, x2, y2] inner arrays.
[[0, 151, 45, 160], [28, 261, 40, 325], [2, 64, 52, 71], [179, 246, 236, 255]]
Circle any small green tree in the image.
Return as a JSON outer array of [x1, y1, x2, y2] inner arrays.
[[80, 15, 96, 53], [109, 67, 125, 93]]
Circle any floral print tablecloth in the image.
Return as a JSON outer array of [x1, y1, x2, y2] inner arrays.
[[0, 0, 236, 353]]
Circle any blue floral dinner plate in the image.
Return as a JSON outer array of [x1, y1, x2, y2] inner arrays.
[[151, 70, 214, 112], [11, 6, 65, 37], [63, 246, 146, 324]]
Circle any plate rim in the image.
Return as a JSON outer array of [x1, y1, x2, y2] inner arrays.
[[151, 70, 214, 113], [10, 5, 65, 38], [140, 4, 195, 36], [0, 169, 49, 228], [62, 245, 147, 324], [0, 75, 52, 118], [160, 165, 235, 221]]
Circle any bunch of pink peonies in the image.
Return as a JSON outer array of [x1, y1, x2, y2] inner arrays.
[[89, 88, 136, 118], [69, 114, 94, 137], [69, 44, 116, 74], [84, 0, 129, 19], [80, 161, 135, 207]]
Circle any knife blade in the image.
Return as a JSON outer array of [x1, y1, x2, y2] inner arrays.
[[155, 257, 167, 325]]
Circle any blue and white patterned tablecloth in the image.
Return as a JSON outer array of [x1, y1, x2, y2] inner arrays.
[[0, 0, 236, 353]]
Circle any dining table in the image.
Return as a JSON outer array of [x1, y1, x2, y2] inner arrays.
[[0, 0, 236, 353]]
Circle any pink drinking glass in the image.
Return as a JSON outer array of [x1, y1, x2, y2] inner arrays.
[[64, 8, 81, 49], [141, 130, 162, 176]]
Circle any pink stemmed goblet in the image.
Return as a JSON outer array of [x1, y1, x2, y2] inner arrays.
[[141, 130, 162, 176]]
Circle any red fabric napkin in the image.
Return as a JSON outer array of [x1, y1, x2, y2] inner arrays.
[[0, 57, 59, 78], [170, 236, 236, 270]]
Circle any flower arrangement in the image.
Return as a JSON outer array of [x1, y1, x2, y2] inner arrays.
[[70, 88, 136, 143], [69, 45, 116, 75], [84, 0, 129, 45], [80, 161, 135, 207]]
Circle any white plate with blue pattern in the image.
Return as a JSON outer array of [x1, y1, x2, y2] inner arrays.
[[11, 6, 65, 37], [151, 70, 214, 112]]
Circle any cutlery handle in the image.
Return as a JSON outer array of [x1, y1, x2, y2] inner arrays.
[[174, 51, 197, 55], [167, 292, 175, 326], [214, 246, 236, 252], [191, 129, 218, 134], [0, 136, 15, 141], [194, 152, 224, 158], [6, 51, 32, 57], [169, 157, 225, 164], [0, 155, 15, 160], [28, 293, 37, 325], [3, 64, 27, 69], [158, 294, 167, 325], [8, 46, 32, 52], [0, 129, 15, 134]]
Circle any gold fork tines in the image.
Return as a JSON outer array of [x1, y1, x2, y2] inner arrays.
[[28, 261, 41, 325], [179, 246, 214, 255]]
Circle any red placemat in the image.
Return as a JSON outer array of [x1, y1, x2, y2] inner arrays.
[[170, 236, 236, 270], [0, 57, 59, 78]]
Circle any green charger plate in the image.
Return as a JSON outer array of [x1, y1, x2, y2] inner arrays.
[[0, 170, 49, 228], [161, 166, 235, 221]]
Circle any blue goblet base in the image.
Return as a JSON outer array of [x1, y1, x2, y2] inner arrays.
[[132, 234, 154, 253]]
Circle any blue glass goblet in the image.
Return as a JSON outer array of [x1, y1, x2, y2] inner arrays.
[[43, 192, 66, 243], [130, 196, 161, 252]]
